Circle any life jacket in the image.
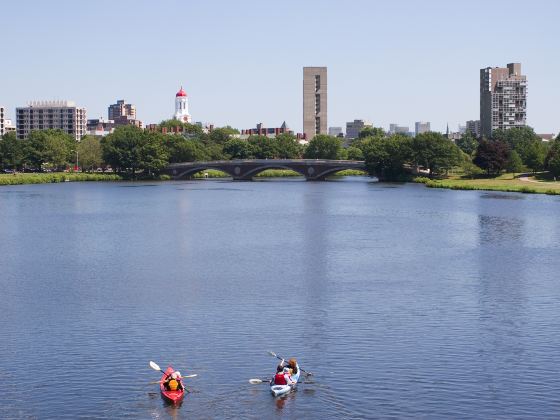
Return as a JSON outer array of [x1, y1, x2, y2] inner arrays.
[[168, 379, 179, 391], [274, 373, 288, 385]]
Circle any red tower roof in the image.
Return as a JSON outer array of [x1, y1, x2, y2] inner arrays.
[[176, 87, 187, 97]]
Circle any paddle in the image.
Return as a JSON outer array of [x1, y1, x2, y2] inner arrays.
[[249, 378, 270, 384], [149, 361, 196, 380], [268, 351, 312, 376], [150, 374, 197, 384]]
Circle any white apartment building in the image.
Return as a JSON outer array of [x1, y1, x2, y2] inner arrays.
[[16, 100, 86, 140]]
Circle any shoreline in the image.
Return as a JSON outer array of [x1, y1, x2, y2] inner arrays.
[[2, 171, 559, 196]]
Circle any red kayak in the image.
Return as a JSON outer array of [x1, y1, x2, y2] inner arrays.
[[160, 366, 185, 404]]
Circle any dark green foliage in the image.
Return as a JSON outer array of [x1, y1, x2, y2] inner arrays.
[[506, 150, 525, 177], [0, 131, 24, 169], [359, 127, 385, 139], [101, 126, 169, 177], [455, 132, 478, 156], [223, 138, 253, 159], [303, 134, 344, 159], [24, 129, 75, 169], [545, 139, 560, 177], [273, 133, 302, 159], [361, 134, 412, 180], [164, 135, 209, 162], [412, 132, 462, 176], [492, 127, 547, 170], [474, 140, 509, 175], [77, 135, 103, 171], [248, 135, 277, 159], [346, 146, 364, 160]]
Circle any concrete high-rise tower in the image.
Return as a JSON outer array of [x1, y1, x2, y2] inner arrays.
[[174, 86, 191, 123], [480, 63, 527, 138], [303, 67, 327, 140]]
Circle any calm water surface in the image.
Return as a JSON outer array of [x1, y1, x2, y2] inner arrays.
[[1, 178, 560, 419]]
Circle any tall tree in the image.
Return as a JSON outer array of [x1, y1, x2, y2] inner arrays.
[[0, 132, 24, 170], [101, 126, 169, 177], [473, 140, 509, 175], [274, 133, 302, 159], [506, 150, 525, 178], [77, 135, 103, 171], [362, 134, 412, 180], [412, 132, 462, 177], [248, 135, 277, 159], [223, 138, 254, 159], [545, 139, 560, 178], [359, 127, 384, 139], [455, 132, 478, 156], [24, 129, 75, 169], [303, 134, 343, 159]]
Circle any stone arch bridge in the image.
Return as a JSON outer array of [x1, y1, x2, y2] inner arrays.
[[164, 159, 367, 181]]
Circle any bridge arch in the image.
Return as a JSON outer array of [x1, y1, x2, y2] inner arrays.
[[241, 164, 306, 179], [174, 166, 234, 179]]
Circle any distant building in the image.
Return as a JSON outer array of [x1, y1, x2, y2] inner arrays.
[[107, 99, 141, 128], [480, 62, 527, 138], [87, 118, 115, 136], [4, 119, 16, 134], [537, 133, 556, 142], [16, 100, 86, 140], [389, 123, 412, 136], [0, 106, 5, 137], [346, 120, 372, 140], [466, 120, 481, 137], [108, 99, 136, 120], [174, 86, 191, 123], [415, 121, 431, 136], [303, 67, 327, 140], [241, 121, 293, 137], [329, 127, 343, 137]]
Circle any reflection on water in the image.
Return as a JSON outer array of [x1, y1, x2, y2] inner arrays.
[[0, 180, 559, 418]]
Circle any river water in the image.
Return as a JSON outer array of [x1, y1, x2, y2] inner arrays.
[[1, 178, 559, 419]]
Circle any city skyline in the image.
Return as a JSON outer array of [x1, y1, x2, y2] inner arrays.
[[1, 0, 559, 133]]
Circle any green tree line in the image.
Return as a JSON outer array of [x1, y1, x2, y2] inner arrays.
[[1, 122, 559, 181]]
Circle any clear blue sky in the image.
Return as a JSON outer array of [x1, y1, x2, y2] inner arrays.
[[2, 0, 559, 134]]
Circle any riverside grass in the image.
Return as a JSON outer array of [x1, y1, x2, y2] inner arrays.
[[414, 174, 560, 195], [0, 172, 122, 185]]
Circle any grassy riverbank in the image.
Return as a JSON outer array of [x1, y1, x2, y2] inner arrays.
[[0, 172, 122, 185], [414, 174, 560, 195]]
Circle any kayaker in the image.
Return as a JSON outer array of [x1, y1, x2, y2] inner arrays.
[[287, 358, 298, 375], [273, 367, 295, 386], [164, 371, 184, 391]]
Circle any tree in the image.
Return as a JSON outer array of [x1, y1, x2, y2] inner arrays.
[[274, 133, 302, 159], [0, 132, 24, 170], [24, 129, 75, 169], [456, 132, 478, 156], [248, 135, 277, 159], [77, 135, 103, 171], [359, 127, 384, 139], [361, 134, 412, 180], [208, 127, 238, 145], [506, 150, 525, 178], [412, 132, 462, 177], [101, 126, 169, 177], [223, 138, 254, 159], [545, 139, 560, 178], [461, 159, 484, 179], [346, 146, 364, 160], [303, 134, 343, 159], [164, 135, 209, 162], [473, 140, 509, 175], [523, 141, 547, 173]]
